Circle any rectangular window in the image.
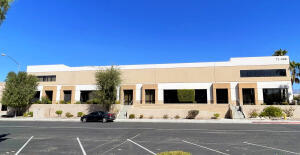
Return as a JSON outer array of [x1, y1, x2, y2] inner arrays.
[[80, 91, 93, 103], [263, 88, 288, 105], [45, 91, 53, 101], [242, 88, 255, 105], [240, 69, 286, 77], [164, 89, 207, 104], [216, 89, 228, 104], [145, 89, 155, 104], [64, 90, 72, 102], [37, 75, 56, 82]]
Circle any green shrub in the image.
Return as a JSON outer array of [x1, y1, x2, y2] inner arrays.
[[129, 114, 135, 119], [60, 100, 67, 104], [186, 110, 199, 119], [66, 101, 71, 104], [23, 113, 28, 117], [259, 106, 283, 118], [177, 89, 195, 103], [56, 110, 63, 117], [174, 115, 180, 119], [65, 112, 73, 118], [249, 109, 259, 118], [282, 107, 296, 117], [282, 102, 289, 105], [75, 101, 81, 104], [163, 114, 169, 119], [28, 112, 33, 117], [41, 96, 51, 104], [115, 100, 120, 104], [213, 113, 220, 119], [139, 114, 143, 119], [77, 112, 85, 117], [157, 151, 191, 155], [33, 100, 42, 104]]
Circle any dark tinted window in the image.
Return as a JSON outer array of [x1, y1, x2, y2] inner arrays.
[[37, 75, 56, 82], [240, 69, 286, 77]]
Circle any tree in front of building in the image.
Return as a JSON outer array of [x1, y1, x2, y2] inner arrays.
[[0, 0, 13, 25], [1, 72, 38, 116], [95, 66, 121, 111], [272, 49, 300, 85]]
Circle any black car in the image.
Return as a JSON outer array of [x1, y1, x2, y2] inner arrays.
[[81, 111, 115, 123]]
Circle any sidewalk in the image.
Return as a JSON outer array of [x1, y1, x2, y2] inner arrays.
[[1, 117, 300, 124]]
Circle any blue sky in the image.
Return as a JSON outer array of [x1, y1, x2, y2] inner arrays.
[[0, 0, 299, 89]]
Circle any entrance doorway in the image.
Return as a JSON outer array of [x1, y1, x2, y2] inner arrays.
[[45, 91, 53, 101], [124, 90, 133, 105], [242, 88, 255, 105]]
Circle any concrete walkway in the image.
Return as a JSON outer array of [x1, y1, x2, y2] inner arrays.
[[1, 117, 300, 124]]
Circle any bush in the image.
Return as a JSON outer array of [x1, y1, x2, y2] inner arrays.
[[249, 109, 259, 118], [177, 89, 195, 103], [213, 113, 220, 119], [282, 102, 289, 105], [41, 96, 51, 104], [23, 113, 28, 117], [66, 101, 71, 104], [56, 110, 63, 117], [75, 101, 81, 104], [59, 100, 67, 104], [65, 112, 73, 118], [283, 107, 296, 117], [139, 114, 143, 119], [259, 106, 283, 118], [115, 100, 120, 104], [129, 114, 135, 119], [163, 114, 168, 119], [174, 115, 180, 119], [157, 151, 191, 155], [28, 112, 33, 117], [33, 100, 42, 104], [186, 110, 199, 119], [149, 115, 153, 119], [77, 112, 84, 117]]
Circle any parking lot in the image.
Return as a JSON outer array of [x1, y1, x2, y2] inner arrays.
[[0, 121, 300, 155]]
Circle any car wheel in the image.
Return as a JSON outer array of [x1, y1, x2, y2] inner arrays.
[[82, 118, 87, 123], [102, 118, 107, 123]]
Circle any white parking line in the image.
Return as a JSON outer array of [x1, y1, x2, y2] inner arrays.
[[243, 141, 300, 155], [182, 140, 230, 155], [127, 139, 156, 155], [77, 137, 87, 155], [15, 136, 34, 155]]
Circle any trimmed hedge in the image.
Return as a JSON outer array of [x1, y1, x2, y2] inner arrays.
[[177, 89, 195, 103]]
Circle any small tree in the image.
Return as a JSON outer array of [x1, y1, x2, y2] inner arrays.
[[1, 72, 38, 116], [95, 66, 121, 111], [0, 0, 13, 26]]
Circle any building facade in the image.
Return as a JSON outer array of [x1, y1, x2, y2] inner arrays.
[[26, 56, 293, 108]]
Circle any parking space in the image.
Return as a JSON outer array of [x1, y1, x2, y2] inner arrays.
[[0, 121, 300, 155]]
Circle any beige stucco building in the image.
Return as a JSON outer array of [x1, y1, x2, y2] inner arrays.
[[1, 56, 294, 119]]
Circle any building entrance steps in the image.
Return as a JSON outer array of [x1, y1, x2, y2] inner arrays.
[[117, 105, 132, 119], [230, 105, 245, 119]]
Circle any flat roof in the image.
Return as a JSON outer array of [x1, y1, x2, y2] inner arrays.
[[27, 56, 290, 73]]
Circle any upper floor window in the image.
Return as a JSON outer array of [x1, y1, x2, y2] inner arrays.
[[37, 75, 56, 82], [240, 69, 286, 77]]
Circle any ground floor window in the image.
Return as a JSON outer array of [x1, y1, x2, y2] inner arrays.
[[164, 89, 207, 104], [145, 89, 155, 104], [45, 91, 53, 101], [242, 88, 255, 105], [263, 88, 288, 105], [124, 90, 133, 105], [64, 90, 72, 102], [80, 91, 94, 103], [216, 89, 228, 104], [32, 91, 40, 103]]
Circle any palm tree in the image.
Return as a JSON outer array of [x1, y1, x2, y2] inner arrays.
[[290, 61, 300, 85], [272, 49, 288, 56]]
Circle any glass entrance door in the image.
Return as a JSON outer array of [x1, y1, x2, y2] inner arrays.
[[124, 90, 133, 105]]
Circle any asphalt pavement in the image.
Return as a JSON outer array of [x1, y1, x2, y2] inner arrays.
[[0, 121, 300, 155]]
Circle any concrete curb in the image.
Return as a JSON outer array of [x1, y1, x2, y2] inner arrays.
[[1, 118, 300, 124]]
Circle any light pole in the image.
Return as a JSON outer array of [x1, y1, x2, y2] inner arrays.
[[1, 53, 20, 73]]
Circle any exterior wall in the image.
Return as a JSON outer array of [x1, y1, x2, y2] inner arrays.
[[28, 104, 121, 118], [0, 82, 4, 111], [127, 104, 229, 119], [26, 56, 293, 107], [242, 105, 300, 119]]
